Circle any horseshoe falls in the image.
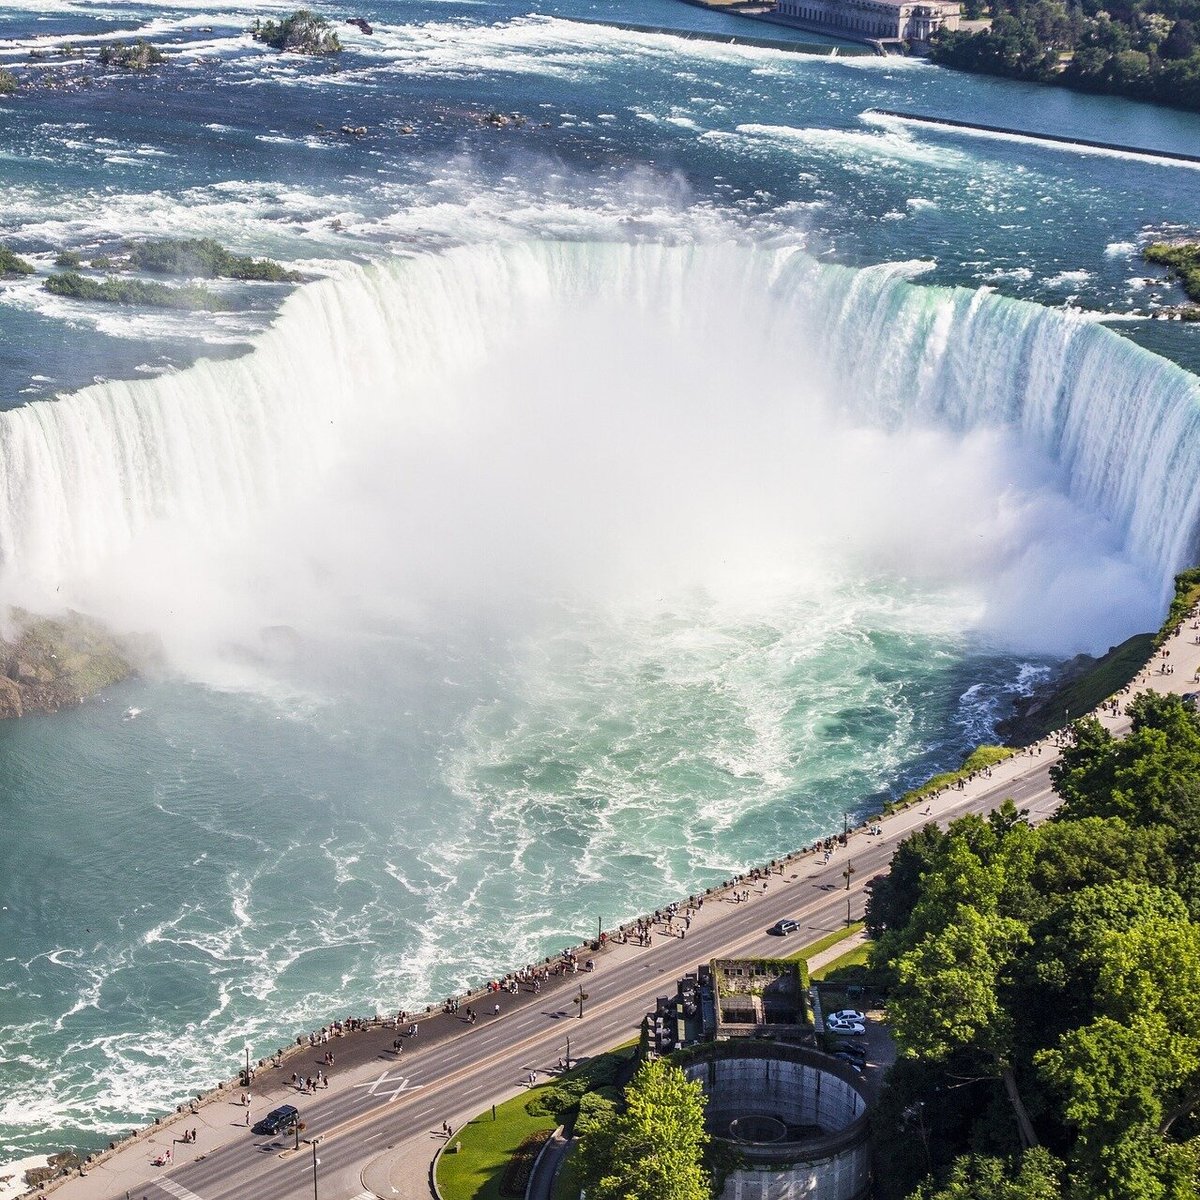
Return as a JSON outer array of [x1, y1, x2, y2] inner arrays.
[[1, 0, 1200, 1166]]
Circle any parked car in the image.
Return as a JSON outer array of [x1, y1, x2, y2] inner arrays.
[[770, 919, 801, 936], [829, 1009, 866, 1023], [252, 1104, 299, 1136], [826, 1018, 866, 1035], [836, 1041, 867, 1059], [832, 1051, 864, 1073]]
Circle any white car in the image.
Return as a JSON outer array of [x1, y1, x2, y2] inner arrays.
[[829, 1009, 866, 1023], [826, 1018, 866, 1035]]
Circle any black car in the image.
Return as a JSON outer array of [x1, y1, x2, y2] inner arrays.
[[836, 1041, 867, 1060], [770, 919, 801, 936], [253, 1104, 300, 1135]]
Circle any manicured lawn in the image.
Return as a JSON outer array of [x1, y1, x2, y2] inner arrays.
[[436, 1089, 555, 1200], [812, 941, 872, 981], [784, 920, 864, 964], [436, 1045, 635, 1200]]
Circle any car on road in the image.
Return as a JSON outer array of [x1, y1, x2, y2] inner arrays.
[[252, 1104, 300, 1136], [832, 1051, 864, 1073], [826, 1018, 866, 1035], [770, 919, 801, 936], [829, 1009, 866, 1023]]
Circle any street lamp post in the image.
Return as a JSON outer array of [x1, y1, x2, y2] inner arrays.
[[842, 864, 856, 891], [244, 1044, 251, 1089], [843, 810, 850, 837], [846, 895, 852, 927], [575, 983, 588, 1019], [565, 1035, 571, 1071], [310, 1137, 321, 1200]]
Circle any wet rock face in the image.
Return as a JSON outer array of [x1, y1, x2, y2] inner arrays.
[[0, 610, 135, 718]]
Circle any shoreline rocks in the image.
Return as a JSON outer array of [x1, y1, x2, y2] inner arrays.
[[0, 610, 138, 719]]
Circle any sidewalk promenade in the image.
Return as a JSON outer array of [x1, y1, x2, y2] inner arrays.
[[37, 606, 1200, 1200]]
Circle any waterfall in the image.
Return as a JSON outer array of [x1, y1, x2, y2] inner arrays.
[[2, 241, 1198, 614]]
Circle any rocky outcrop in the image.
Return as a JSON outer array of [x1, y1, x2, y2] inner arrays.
[[0, 610, 136, 719]]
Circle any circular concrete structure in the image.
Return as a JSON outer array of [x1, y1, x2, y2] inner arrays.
[[729, 1114, 788, 1144], [680, 1044, 871, 1200]]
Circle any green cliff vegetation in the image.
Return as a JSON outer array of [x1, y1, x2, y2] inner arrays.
[[0, 246, 34, 275], [127, 237, 301, 282], [0, 68, 17, 94], [869, 691, 1200, 1200], [45, 271, 230, 311], [931, 4, 1200, 110], [1145, 241, 1200, 302], [96, 38, 164, 70], [251, 10, 342, 55]]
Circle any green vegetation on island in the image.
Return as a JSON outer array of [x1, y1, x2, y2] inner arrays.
[[1145, 241, 1200, 303], [931, 3, 1200, 111], [0, 68, 17, 95], [0, 245, 34, 276], [96, 39, 164, 70], [251, 10, 343, 55], [45, 271, 230, 311], [869, 690, 1200, 1200], [127, 237, 301, 282]]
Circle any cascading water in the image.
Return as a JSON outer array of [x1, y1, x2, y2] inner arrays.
[[2, 241, 1197, 629]]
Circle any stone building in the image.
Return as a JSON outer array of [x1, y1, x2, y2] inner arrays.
[[774, 0, 961, 41]]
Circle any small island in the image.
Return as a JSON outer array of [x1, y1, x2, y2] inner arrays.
[[0, 245, 33, 275], [42, 237, 300, 311], [0, 68, 17, 95], [1144, 239, 1200, 307], [96, 39, 164, 70], [44, 272, 231, 311], [127, 237, 302, 282], [251, 10, 343, 55]]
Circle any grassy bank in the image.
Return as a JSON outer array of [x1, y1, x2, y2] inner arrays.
[[436, 1044, 634, 1200], [883, 744, 1013, 815]]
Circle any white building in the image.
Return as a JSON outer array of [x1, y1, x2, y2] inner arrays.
[[774, 0, 961, 40]]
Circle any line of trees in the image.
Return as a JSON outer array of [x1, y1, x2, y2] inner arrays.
[[931, 0, 1200, 110], [869, 690, 1200, 1199]]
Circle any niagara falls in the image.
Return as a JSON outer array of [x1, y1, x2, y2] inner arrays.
[[1, 0, 1200, 1191]]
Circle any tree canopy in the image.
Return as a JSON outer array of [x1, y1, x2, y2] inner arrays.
[[577, 1059, 712, 1200], [872, 697, 1200, 1200]]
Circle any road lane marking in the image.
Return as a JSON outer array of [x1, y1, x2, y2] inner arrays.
[[352, 1070, 422, 1103], [154, 1178, 206, 1200]]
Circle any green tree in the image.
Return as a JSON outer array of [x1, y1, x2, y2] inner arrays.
[[910, 1146, 1064, 1199], [577, 1059, 711, 1200]]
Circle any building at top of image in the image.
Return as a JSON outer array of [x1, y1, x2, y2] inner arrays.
[[773, 0, 962, 44]]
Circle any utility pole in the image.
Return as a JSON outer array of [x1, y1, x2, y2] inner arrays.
[[847, 895, 852, 927], [565, 1035, 571, 1071], [597, 915, 602, 942], [310, 1137, 320, 1200], [843, 810, 850, 837], [244, 1044, 251, 1088]]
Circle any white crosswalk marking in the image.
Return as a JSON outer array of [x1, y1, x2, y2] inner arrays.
[[154, 1176, 206, 1200], [348, 1192, 378, 1200]]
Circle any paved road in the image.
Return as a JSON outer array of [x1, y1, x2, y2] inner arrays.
[[50, 607, 1199, 1200]]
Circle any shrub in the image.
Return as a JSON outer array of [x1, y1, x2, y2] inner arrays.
[[0, 245, 34, 275], [0, 68, 17, 94], [54, 250, 83, 268], [44, 271, 230, 311], [251, 10, 342, 55]]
